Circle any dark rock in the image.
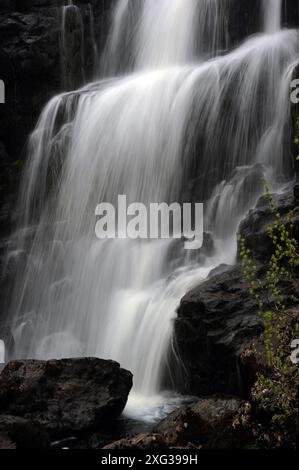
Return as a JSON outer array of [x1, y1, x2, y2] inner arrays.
[[154, 396, 250, 449], [241, 308, 299, 449], [284, 0, 299, 28], [240, 335, 270, 393], [103, 433, 168, 450], [228, 0, 299, 44], [0, 414, 50, 449], [0, 358, 133, 436], [0, 142, 9, 168], [241, 307, 299, 391], [238, 187, 299, 263], [174, 186, 299, 398], [208, 263, 232, 279], [0, 0, 114, 170], [174, 264, 263, 397], [228, 0, 261, 46]]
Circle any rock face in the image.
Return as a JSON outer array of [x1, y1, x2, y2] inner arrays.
[[0, 358, 133, 435], [238, 188, 299, 264], [0, 0, 113, 164], [0, 415, 50, 449], [174, 264, 262, 397], [155, 396, 249, 449], [174, 187, 299, 398]]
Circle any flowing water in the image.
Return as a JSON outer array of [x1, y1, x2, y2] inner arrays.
[[61, 1, 85, 89], [5, 1, 298, 422], [263, 0, 283, 33]]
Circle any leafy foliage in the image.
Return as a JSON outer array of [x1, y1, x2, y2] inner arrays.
[[238, 180, 299, 435]]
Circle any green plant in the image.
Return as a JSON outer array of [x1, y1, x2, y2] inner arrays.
[[238, 180, 299, 425]]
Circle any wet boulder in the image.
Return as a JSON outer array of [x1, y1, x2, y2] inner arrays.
[[154, 396, 250, 449], [0, 358, 133, 435], [174, 264, 263, 397]]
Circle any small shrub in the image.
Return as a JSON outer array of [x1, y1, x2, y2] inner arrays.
[[238, 179, 299, 440]]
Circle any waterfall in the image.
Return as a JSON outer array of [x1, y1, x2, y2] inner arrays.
[[263, 0, 282, 33], [0, 340, 4, 364], [61, 1, 85, 90], [6, 0, 298, 421], [102, 0, 228, 76], [87, 3, 98, 76]]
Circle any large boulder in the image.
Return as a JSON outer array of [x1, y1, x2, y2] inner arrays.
[[0, 358, 133, 435], [174, 264, 263, 397]]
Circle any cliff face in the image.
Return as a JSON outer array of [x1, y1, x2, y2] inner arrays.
[[174, 187, 299, 398], [0, 0, 114, 242], [0, 0, 113, 164]]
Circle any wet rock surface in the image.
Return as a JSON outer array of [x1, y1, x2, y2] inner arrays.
[[238, 188, 299, 264], [104, 396, 250, 450], [174, 187, 299, 398], [0, 358, 133, 436], [174, 264, 263, 397], [155, 396, 249, 449]]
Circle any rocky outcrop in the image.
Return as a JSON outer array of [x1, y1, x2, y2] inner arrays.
[[227, 1, 299, 49], [174, 187, 299, 398], [285, 0, 299, 28], [155, 396, 250, 449], [0, 358, 132, 436], [174, 264, 262, 397], [104, 396, 250, 450], [0, 0, 113, 164], [238, 188, 299, 264]]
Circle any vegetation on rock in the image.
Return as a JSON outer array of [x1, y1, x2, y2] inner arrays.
[[238, 179, 299, 448]]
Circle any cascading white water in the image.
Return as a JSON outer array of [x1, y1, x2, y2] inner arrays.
[[6, 1, 298, 421], [0, 340, 4, 364], [102, 0, 228, 76], [263, 0, 282, 33]]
